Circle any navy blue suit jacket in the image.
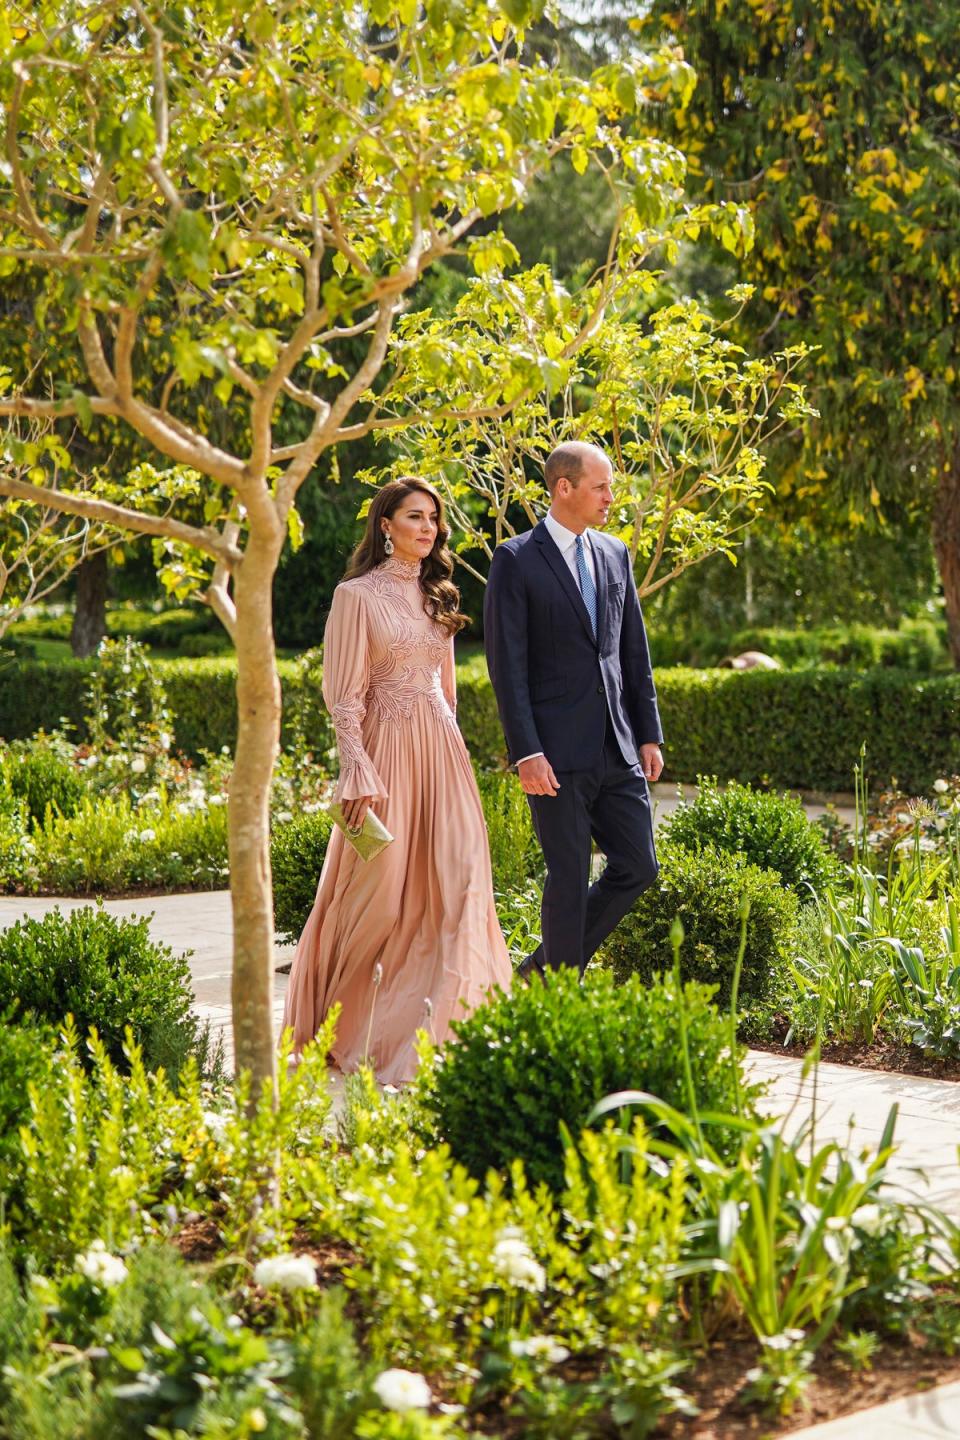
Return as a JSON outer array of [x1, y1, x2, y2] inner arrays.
[[483, 521, 663, 771]]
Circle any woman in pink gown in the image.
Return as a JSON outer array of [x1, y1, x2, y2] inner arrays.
[[282, 479, 512, 1085]]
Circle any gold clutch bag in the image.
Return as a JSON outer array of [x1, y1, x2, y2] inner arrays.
[[327, 803, 394, 862]]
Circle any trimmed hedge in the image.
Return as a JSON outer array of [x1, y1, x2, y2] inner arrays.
[[649, 617, 946, 672], [654, 666, 960, 795], [2, 652, 958, 793]]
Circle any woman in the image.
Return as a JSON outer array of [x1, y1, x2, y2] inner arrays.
[[282, 479, 511, 1085]]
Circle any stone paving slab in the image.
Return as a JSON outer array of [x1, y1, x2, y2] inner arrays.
[[788, 1378, 960, 1438]]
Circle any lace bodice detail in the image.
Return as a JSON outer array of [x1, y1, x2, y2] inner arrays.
[[323, 560, 458, 802]]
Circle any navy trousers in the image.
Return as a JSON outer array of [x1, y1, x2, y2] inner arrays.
[[525, 720, 658, 975]]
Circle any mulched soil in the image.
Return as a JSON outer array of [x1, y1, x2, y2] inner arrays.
[[656, 1333, 960, 1438], [753, 1027, 960, 1083], [471, 1335, 960, 1438]]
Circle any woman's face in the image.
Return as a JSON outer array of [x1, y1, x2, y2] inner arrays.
[[383, 491, 440, 564]]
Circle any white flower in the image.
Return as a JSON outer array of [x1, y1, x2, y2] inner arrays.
[[76, 1239, 128, 1288], [159, 732, 172, 750], [201, 1109, 229, 1143], [373, 1368, 432, 1412], [208, 794, 226, 806], [139, 828, 157, 843], [130, 755, 148, 775], [253, 1253, 318, 1291], [917, 837, 937, 853], [510, 1335, 570, 1364], [896, 811, 912, 824], [493, 1232, 546, 1291], [275, 810, 294, 825], [852, 1203, 892, 1238], [934, 778, 950, 794]]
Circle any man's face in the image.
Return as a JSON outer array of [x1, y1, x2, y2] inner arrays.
[[562, 452, 614, 529]]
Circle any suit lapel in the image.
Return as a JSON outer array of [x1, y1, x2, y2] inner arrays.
[[592, 533, 609, 643], [534, 521, 598, 647]]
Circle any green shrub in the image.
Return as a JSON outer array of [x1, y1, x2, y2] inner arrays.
[[602, 841, 798, 1007], [22, 791, 228, 896], [662, 776, 837, 898], [271, 809, 335, 943], [653, 666, 960, 794], [4, 649, 959, 792], [85, 636, 173, 756], [288, 1289, 372, 1440], [427, 966, 759, 1193], [649, 619, 947, 672], [0, 906, 202, 1078], [455, 651, 507, 768], [0, 1013, 56, 1207], [476, 770, 543, 893], [1, 733, 85, 822], [0, 779, 27, 889]]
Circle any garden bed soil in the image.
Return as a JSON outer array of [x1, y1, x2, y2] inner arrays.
[[657, 1335, 960, 1437], [754, 1032, 960, 1083], [473, 1336, 960, 1438]]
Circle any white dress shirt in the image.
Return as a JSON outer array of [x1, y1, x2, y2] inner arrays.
[[543, 511, 597, 587], [516, 513, 598, 765]]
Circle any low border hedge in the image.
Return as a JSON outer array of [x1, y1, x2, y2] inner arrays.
[[1, 654, 957, 793]]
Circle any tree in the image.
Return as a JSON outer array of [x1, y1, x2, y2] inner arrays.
[[0, 0, 727, 1092], [0, 420, 109, 638], [631, 0, 960, 660], [376, 273, 813, 592]]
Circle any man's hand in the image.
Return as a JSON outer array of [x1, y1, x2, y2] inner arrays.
[[342, 795, 376, 830], [640, 744, 664, 783], [517, 755, 561, 797]]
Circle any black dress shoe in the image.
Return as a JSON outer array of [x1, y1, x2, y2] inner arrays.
[[516, 954, 545, 985]]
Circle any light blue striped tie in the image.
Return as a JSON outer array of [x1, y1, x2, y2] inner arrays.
[[575, 534, 598, 640]]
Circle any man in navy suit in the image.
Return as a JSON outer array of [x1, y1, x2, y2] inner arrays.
[[484, 440, 664, 978]]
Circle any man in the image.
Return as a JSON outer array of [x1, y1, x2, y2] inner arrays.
[[484, 440, 664, 978]]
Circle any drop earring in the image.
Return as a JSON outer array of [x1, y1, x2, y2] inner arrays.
[[383, 532, 394, 556]]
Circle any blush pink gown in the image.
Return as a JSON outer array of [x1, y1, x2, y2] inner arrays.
[[281, 556, 512, 1085]]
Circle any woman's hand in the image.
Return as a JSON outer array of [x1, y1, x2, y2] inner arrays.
[[341, 795, 376, 831]]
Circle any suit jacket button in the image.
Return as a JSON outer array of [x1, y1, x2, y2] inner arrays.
[[596, 685, 604, 694]]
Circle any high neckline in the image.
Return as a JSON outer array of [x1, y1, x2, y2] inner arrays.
[[381, 556, 422, 580]]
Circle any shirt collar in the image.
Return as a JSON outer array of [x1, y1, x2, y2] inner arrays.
[[545, 511, 591, 555]]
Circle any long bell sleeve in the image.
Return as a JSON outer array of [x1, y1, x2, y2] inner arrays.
[[441, 636, 457, 717], [322, 583, 388, 803]]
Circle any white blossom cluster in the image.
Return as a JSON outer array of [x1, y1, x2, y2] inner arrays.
[[252, 1253, 318, 1291], [75, 1239, 128, 1288], [492, 1227, 546, 1291], [372, 1368, 433, 1411]]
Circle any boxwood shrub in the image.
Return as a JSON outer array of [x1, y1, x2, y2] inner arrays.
[[661, 776, 838, 898], [271, 809, 336, 943], [427, 965, 760, 1194], [601, 840, 797, 1007], [0, 906, 205, 1080]]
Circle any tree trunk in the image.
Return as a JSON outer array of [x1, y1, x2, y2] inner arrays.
[[70, 550, 108, 657], [229, 520, 285, 1095], [933, 447, 960, 669]]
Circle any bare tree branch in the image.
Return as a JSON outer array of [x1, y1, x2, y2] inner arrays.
[[0, 474, 242, 564]]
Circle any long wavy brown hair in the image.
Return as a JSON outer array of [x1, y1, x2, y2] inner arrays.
[[345, 479, 469, 636]]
